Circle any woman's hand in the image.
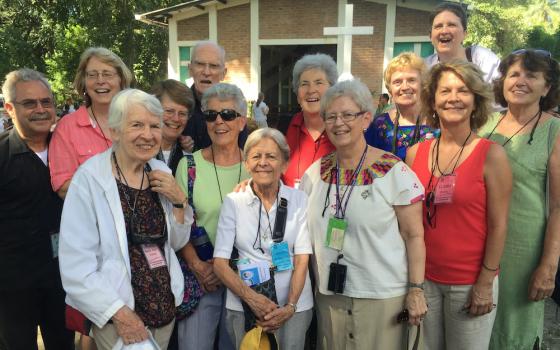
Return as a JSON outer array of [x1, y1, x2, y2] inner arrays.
[[258, 305, 295, 332], [465, 281, 494, 316], [192, 258, 222, 293], [245, 292, 278, 321], [112, 306, 148, 345], [233, 179, 250, 193], [179, 135, 194, 153], [528, 263, 556, 301], [148, 170, 185, 205], [405, 288, 427, 325]]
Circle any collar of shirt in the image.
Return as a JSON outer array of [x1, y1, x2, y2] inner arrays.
[[8, 128, 51, 160], [244, 178, 287, 207]]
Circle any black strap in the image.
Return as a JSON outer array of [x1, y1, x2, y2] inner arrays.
[[271, 198, 288, 243], [465, 46, 473, 63]]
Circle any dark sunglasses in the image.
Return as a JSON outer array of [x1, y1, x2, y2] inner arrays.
[[202, 109, 240, 122], [511, 49, 552, 58], [426, 191, 437, 228], [127, 214, 168, 246]]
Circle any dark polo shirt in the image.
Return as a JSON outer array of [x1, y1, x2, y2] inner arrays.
[[182, 85, 248, 152], [0, 129, 62, 289]]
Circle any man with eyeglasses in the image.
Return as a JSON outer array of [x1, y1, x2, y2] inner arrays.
[[181, 40, 248, 152], [0, 69, 74, 349]]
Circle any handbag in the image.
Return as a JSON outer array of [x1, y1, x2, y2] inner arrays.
[[241, 269, 278, 331], [65, 304, 92, 335], [176, 154, 205, 320]]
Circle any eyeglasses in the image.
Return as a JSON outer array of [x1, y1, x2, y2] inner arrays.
[[85, 70, 118, 81], [511, 49, 552, 58], [128, 217, 168, 246], [202, 109, 240, 122], [14, 98, 54, 110], [163, 108, 189, 120], [426, 191, 437, 228], [324, 111, 365, 125], [191, 60, 222, 72]]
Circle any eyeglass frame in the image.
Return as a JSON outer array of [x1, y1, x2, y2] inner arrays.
[[191, 60, 223, 72], [85, 70, 119, 81], [163, 107, 190, 120], [511, 48, 552, 58], [323, 111, 366, 125], [13, 98, 55, 110]]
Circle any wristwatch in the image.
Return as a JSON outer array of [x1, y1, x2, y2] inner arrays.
[[173, 197, 187, 208], [286, 302, 297, 312], [408, 282, 425, 290]]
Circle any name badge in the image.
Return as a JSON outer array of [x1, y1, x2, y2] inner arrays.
[[434, 174, 456, 204], [326, 217, 347, 251], [271, 241, 293, 271], [50, 232, 60, 259], [141, 244, 167, 270]]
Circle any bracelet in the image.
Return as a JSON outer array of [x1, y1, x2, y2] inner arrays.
[[408, 282, 425, 290], [482, 262, 499, 272], [173, 197, 187, 209], [285, 302, 297, 312]]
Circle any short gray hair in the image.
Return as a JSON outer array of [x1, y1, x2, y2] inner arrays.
[[292, 53, 338, 91], [244, 127, 290, 163], [320, 79, 374, 117], [108, 89, 163, 141], [201, 83, 247, 115], [2, 68, 52, 103], [191, 40, 226, 67]]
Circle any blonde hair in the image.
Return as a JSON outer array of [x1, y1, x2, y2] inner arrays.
[[384, 52, 427, 91]]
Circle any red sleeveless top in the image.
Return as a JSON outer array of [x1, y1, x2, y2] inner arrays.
[[411, 138, 492, 284]]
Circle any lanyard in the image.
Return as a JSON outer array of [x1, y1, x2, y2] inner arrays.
[[334, 144, 368, 219]]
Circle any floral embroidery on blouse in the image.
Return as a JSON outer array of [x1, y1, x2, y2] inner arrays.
[[320, 152, 401, 185]]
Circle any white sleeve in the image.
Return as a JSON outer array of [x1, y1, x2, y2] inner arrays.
[[58, 171, 125, 328], [293, 191, 312, 255], [378, 161, 425, 206]]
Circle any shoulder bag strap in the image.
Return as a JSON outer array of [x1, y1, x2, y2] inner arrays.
[[465, 46, 473, 63], [272, 198, 288, 243]]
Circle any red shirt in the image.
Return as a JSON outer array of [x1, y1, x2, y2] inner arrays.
[[411, 138, 492, 285], [282, 112, 335, 187], [49, 106, 112, 191]]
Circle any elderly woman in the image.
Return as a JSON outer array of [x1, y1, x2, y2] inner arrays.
[[213, 127, 313, 349], [365, 52, 439, 160], [300, 79, 427, 349], [58, 89, 193, 349], [50, 47, 133, 199], [151, 79, 195, 175], [175, 83, 249, 350], [407, 61, 511, 350], [425, 3, 500, 84], [284, 53, 338, 188], [479, 49, 560, 350]]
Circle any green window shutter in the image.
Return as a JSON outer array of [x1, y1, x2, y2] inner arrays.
[[179, 46, 191, 84], [420, 42, 434, 57]]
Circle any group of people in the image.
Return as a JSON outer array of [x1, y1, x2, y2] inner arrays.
[[1, 2, 560, 350]]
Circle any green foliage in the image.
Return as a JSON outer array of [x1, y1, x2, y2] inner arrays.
[[465, 0, 560, 59], [0, 0, 181, 104]]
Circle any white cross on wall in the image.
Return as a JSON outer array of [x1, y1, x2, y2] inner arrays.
[[323, 4, 374, 76]]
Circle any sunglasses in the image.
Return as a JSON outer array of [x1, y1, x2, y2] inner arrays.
[[511, 49, 552, 58], [202, 109, 240, 122], [128, 217, 168, 246], [426, 191, 437, 228], [14, 98, 54, 110]]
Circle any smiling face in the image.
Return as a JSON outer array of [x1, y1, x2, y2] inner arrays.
[[85, 56, 122, 107], [5, 80, 56, 139], [389, 68, 421, 109], [503, 60, 551, 108], [205, 97, 246, 148], [189, 44, 227, 97], [324, 96, 372, 150], [111, 104, 162, 164], [160, 94, 189, 144], [434, 71, 475, 127], [297, 68, 331, 117], [245, 137, 287, 188], [430, 10, 466, 58]]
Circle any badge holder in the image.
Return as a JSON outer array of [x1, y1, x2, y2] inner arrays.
[[434, 174, 456, 204]]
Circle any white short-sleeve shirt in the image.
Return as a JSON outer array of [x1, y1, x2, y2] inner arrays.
[[301, 152, 424, 299], [214, 180, 314, 312]]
